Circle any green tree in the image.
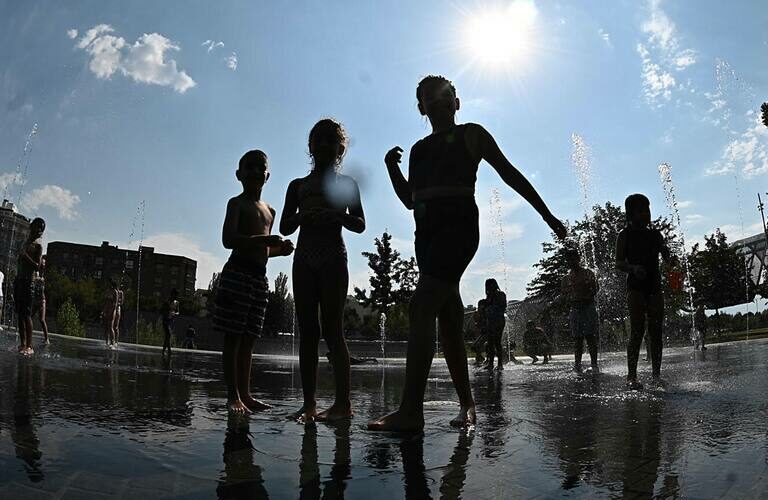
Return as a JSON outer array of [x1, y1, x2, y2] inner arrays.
[[354, 232, 417, 314], [264, 272, 294, 336], [688, 229, 756, 312], [56, 298, 85, 337]]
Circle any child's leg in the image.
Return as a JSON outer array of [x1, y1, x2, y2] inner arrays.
[[17, 314, 25, 350], [647, 293, 664, 378], [485, 335, 495, 367], [223, 333, 248, 413], [316, 261, 352, 421], [237, 335, 269, 410], [368, 275, 447, 431], [40, 301, 49, 343], [574, 336, 584, 369], [438, 288, 475, 426], [627, 291, 647, 381], [162, 323, 171, 354], [586, 334, 599, 367], [492, 330, 504, 368], [293, 262, 321, 420], [24, 315, 34, 352]]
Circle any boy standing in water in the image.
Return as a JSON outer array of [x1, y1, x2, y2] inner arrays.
[[369, 75, 566, 432], [616, 194, 675, 390], [561, 248, 599, 373], [15, 218, 45, 355], [214, 150, 294, 414], [160, 288, 179, 356]]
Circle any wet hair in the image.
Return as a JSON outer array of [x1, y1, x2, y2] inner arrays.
[[485, 278, 500, 292], [30, 217, 45, 234], [624, 193, 650, 221], [416, 75, 457, 103], [308, 118, 348, 170], [238, 150, 268, 171]]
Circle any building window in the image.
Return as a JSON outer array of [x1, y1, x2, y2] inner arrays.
[[126, 260, 134, 269], [95, 270, 102, 279]]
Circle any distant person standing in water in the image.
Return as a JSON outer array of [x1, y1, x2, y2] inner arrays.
[[472, 298, 488, 367], [113, 281, 124, 344], [524, 320, 551, 364], [615, 194, 676, 390], [161, 288, 180, 357], [484, 279, 507, 371], [15, 217, 45, 355], [368, 75, 566, 432], [32, 256, 50, 345], [561, 248, 599, 373], [280, 118, 366, 423], [694, 304, 708, 351], [101, 279, 118, 347], [213, 149, 294, 414]]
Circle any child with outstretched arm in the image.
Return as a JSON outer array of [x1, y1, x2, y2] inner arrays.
[[213, 150, 295, 414]]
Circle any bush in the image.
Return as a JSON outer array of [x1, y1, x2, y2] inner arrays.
[[137, 317, 174, 347], [56, 298, 85, 337]]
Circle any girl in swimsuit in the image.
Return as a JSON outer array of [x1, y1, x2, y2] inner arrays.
[[368, 75, 566, 431], [280, 118, 366, 422]]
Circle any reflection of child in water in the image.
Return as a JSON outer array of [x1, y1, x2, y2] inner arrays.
[[561, 248, 599, 373], [615, 194, 676, 390], [280, 119, 365, 423], [368, 75, 566, 432]]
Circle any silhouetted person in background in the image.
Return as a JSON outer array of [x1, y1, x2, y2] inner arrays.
[[524, 320, 551, 364], [369, 75, 566, 432], [280, 119, 365, 423], [15, 217, 44, 356], [161, 288, 179, 357], [113, 280, 124, 344], [616, 194, 676, 390], [472, 297, 488, 366], [213, 150, 294, 414], [561, 247, 599, 373], [183, 325, 197, 349], [484, 278, 507, 371], [32, 256, 49, 345], [102, 278, 118, 347], [695, 304, 708, 351]]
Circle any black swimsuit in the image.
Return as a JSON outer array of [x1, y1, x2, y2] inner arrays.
[[409, 124, 480, 284]]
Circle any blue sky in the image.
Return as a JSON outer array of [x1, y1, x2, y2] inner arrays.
[[1, 0, 767, 306]]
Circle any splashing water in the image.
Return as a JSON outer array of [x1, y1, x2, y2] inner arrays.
[[4, 123, 39, 278], [658, 163, 698, 348], [133, 201, 146, 344], [488, 188, 513, 361], [379, 312, 387, 362], [732, 172, 752, 338]]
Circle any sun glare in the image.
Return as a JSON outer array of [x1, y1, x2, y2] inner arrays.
[[464, 1, 538, 69]]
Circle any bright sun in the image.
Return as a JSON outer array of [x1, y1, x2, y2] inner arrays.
[[464, 0, 538, 69]]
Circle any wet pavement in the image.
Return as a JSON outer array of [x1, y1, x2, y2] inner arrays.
[[0, 331, 767, 499]]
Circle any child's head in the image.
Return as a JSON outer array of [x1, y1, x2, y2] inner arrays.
[[625, 193, 651, 227], [485, 278, 500, 295], [236, 150, 269, 189], [308, 118, 348, 171], [30, 217, 45, 239], [416, 75, 459, 119]]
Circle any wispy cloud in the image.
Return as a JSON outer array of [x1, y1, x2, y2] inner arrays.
[[201, 39, 224, 53], [66, 29, 78, 40], [72, 24, 196, 93], [21, 185, 81, 220], [598, 28, 612, 48], [225, 52, 238, 71], [706, 113, 768, 178], [637, 0, 697, 106]]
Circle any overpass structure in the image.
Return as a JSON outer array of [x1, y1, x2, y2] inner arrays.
[[732, 232, 768, 288]]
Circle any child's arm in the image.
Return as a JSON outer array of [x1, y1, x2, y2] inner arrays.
[[615, 230, 645, 278], [22, 242, 43, 269], [468, 125, 566, 239], [279, 180, 303, 236], [268, 206, 294, 258], [222, 197, 282, 251], [338, 178, 366, 234], [384, 146, 414, 210]]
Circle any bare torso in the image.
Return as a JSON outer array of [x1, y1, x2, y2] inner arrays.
[[230, 194, 275, 266]]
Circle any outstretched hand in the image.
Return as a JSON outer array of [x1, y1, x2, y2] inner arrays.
[[385, 146, 403, 169]]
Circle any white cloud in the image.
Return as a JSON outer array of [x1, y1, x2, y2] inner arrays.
[[127, 233, 224, 289], [706, 114, 768, 177], [684, 214, 704, 224], [712, 223, 763, 242], [225, 52, 238, 71], [598, 28, 612, 48], [74, 24, 196, 93], [21, 185, 81, 220], [201, 39, 224, 52], [66, 29, 78, 39], [676, 200, 693, 209], [637, 0, 697, 106]]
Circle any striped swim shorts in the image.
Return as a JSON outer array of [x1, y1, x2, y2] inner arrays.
[[212, 257, 269, 337]]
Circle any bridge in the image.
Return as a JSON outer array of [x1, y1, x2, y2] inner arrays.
[[732, 232, 768, 288]]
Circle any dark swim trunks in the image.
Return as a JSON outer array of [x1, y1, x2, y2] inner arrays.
[[14, 278, 33, 318], [212, 256, 269, 337], [414, 196, 479, 284]]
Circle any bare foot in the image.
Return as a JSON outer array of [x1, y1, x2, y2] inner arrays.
[[289, 405, 317, 424], [449, 406, 476, 429], [228, 399, 251, 415], [368, 410, 424, 432], [315, 403, 353, 422], [241, 396, 271, 412]]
